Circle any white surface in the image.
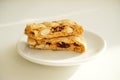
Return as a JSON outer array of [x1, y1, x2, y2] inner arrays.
[[17, 30, 106, 66], [0, 0, 120, 80]]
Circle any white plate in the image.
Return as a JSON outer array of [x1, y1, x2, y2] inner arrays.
[[16, 30, 106, 66]]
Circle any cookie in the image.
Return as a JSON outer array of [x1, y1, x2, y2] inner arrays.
[[27, 35, 86, 53], [25, 19, 84, 39]]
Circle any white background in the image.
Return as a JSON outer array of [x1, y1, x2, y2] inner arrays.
[[0, 0, 120, 80]]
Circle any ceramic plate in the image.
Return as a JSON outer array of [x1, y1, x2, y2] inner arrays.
[[16, 30, 106, 66]]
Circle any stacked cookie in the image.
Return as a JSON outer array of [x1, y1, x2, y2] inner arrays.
[[25, 19, 86, 53]]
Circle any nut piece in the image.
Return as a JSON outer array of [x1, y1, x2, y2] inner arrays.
[[66, 27, 73, 33], [28, 41, 36, 45], [28, 37, 36, 45], [36, 44, 45, 48], [41, 28, 50, 36], [63, 38, 69, 42]]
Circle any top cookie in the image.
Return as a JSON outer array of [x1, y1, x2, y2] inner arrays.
[[25, 19, 84, 39]]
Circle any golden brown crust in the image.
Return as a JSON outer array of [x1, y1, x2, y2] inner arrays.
[[25, 19, 84, 39]]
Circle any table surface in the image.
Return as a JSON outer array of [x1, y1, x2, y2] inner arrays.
[[0, 0, 120, 80]]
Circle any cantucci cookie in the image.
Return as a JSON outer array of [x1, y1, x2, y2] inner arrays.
[[25, 19, 84, 39], [27, 35, 86, 53]]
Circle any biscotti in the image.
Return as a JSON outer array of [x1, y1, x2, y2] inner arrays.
[[27, 35, 86, 53], [24, 19, 86, 53], [25, 19, 84, 40]]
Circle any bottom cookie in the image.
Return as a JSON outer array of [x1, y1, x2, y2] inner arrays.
[[27, 35, 86, 53]]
